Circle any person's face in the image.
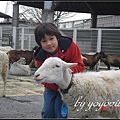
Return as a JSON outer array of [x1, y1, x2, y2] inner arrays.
[[40, 34, 58, 53]]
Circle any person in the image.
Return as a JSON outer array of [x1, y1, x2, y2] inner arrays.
[[34, 22, 84, 118]]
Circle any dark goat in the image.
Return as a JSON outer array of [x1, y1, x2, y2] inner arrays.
[[82, 51, 106, 70], [29, 59, 38, 68], [7, 46, 39, 65], [101, 54, 120, 70]]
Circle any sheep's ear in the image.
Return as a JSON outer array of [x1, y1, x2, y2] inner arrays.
[[63, 62, 78, 69]]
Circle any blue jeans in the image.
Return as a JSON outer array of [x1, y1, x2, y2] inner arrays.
[[41, 88, 67, 118]]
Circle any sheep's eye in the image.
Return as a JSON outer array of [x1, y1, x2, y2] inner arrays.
[[52, 65, 60, 68], [56, 65, 60, 68]]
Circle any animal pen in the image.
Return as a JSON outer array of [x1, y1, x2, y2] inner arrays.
[[0, 26, 120, 69]]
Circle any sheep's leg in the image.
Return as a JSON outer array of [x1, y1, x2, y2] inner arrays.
[[113, 107, 120, 118], [1, 72, 7, 97], [58, 88, 64, 101], [2, 58, 9, 97]]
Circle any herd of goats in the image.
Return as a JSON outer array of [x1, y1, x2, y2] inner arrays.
[[82, 51, 120, 70], [5, 46, 120, 72]]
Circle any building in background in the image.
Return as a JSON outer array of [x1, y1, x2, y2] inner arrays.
[[58, 15, 120, 28]]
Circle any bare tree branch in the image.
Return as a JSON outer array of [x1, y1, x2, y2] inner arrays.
[[19, 5, 77, 25]]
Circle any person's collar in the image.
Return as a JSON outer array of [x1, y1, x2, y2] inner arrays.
[[46, 47, 59, 56]]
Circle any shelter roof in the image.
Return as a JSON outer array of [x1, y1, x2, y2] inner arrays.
[[0, 12, 12, 18], [17, 1, 120, 15]]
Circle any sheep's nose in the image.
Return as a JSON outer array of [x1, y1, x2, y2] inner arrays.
[[34, 74, 40, 78]]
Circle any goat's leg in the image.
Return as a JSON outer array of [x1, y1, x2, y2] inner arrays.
[[107, 65, 110, 70], [89, 66, 91, 71], [90, 66, 93, 71]]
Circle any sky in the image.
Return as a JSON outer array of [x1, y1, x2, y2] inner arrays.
[[0, 1, 91, 22], [0, 1, 13, 21], [0, 1, 13, 16]]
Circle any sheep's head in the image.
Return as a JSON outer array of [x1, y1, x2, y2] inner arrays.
[[17, 57, 26, 65], [34, 57, 77, 84]]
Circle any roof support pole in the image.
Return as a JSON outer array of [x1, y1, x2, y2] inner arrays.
[[12, 1, 19, 49], [42, 1, 54, 23], [91, 14, 97, 28], [12, 1, 19, 27], [85, 2, 97, 28]]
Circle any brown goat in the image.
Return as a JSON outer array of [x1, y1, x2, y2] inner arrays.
[[82, 51, 106, 71], [7, 50, 34, 65], [29, 59, 38, 68], [7, 46, 39, 66], [101, 54, 120, 70]]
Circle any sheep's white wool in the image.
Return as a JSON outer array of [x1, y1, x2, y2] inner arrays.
[[9, 59, 31, 76], [0, 50, 9, 97], [63, 70, 120, 118], [34, 57, 120, 118], [15, 57, 26, 65], [0, 46, 14, 53]]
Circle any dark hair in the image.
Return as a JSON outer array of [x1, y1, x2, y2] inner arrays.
[[34, 22, 62, 46]]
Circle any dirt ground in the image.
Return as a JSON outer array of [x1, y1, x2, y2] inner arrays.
[[0, 71, 44, 119]]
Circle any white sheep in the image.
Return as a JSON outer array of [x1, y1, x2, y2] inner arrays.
[[34, 57, 120, 118], [0, 50, 9, 97], [14, 57, 26, 65], [9, 58, 31, 76], [0, 46, 14, 53]]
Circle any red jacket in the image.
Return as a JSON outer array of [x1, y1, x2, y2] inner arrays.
[[34, 36, 84, 91]]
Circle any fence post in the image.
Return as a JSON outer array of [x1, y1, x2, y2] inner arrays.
[[0, 27, 2, 46], [28, 35, 31, 50], [12, 27, 16, 49], [21, 27, 24, 49], [97, 29, 102, 69], [73, 28, 77, 43], [0, 27, 2, 37], [97, 29, 102, 52]]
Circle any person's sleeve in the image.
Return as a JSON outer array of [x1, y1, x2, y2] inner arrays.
[[67, 42, 85, 73], [36, 60, 43, 68]]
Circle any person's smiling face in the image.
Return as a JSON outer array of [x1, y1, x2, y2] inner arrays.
[[40, 34, 58, 54]]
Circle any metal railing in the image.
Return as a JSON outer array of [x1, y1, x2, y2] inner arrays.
[[0, 26, 120, 69]]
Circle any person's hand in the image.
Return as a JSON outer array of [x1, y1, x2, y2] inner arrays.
[[68, 68, 73, 74]]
